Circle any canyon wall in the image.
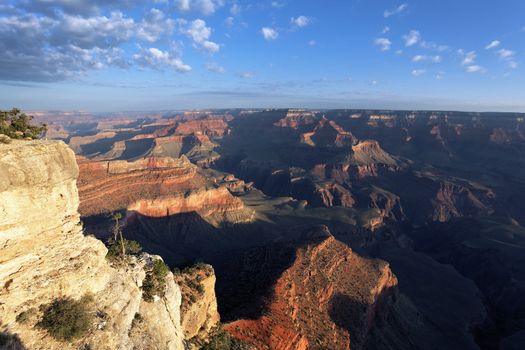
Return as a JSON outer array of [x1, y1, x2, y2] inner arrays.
[[0, 140, 190, 350]]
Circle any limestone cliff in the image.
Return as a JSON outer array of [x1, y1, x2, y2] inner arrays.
[[0, 140, 186, 350], [174, 264, 220, 349]]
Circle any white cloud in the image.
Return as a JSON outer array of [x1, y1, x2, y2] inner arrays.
[[412, 55, 441, 63], [403, 30, 420, 47], [291, 16, 311, 28], [498, 48, 514, 59], [485, 40, 500, 50], [384, 3, 408, 18], [381, 26, 390, 34], [261, 27, 278, 41], [465, 65, 485, 73], [183, 19, 220, 53], [137, 8, 174, 43], [374, 37, 392, 51], [56, 11, 135, 49], [134, 47, 191, 73], [411, 69, 426, 77], [175, 0, 224, 16], [271, 1, 285, 8], [436, 72, 445, 80], [420, 41, 448, 52], [206, 62, 225, 73], [308, 40, 316, 46], [458, 50, 476, 66], [497, 49, 518, 69]]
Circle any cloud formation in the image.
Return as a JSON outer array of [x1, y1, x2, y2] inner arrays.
[[291, 15, 311, 28], [485, 40, 500, 50], [384, 3, 408, 18], [0, 2, 225, 82], [182, 19, 220, 53], [261, 27, 279, 40], [497, 48, 518, 69], [465, 65, 485, 73], [137, 8, 174, 43], [175, 0, 224, 16], [412, 55, 441, 63], [134, 47, 191, 73], [374, 38, 392, 51], [458, 49, 485, 73], [403, 30, 420, 47]]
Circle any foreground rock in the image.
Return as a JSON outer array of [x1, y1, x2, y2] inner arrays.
[[0, 140, 185, 350]]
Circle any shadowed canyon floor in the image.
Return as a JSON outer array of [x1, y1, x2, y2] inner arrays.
[[26, 108, 525, 349]]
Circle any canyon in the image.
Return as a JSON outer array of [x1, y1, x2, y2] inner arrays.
[[2, 108, 525, 349], [0, 140, 219, 350]]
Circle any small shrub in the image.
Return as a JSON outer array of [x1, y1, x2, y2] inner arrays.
[[142, 259, 170, 302], [37, 296, 94, 342], [203, 327, 252, 350], [15, 308, 36, 324], [106, 239, 142, 262], [0, 108, 47, 140], [0, 134, 12, 144]]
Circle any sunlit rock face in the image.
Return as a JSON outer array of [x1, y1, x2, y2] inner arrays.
[[0, 140, 185, 350], [225, 226, 399, 350]]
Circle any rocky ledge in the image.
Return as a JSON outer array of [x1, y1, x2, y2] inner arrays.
[[0, 140, 216, 350]]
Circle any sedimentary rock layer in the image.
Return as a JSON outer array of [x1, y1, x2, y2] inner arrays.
[[225, 226, 398, 350]]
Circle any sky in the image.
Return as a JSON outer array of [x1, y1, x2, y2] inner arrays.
[[1, 0, 525, 112]]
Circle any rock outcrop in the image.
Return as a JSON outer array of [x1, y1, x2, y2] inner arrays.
[[274, 109, 317, 129], [77, 156, 201, 216], [174, 264, 220, 349], [300, 117, 357, 148], [0, 140, 185, 350], [126, 186, 254, 227], [174, 119, 230, 138], [225, 226, 398, 350]]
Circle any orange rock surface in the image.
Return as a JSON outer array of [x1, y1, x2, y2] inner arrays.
[[77, 156, 202, 216], [225, 226, 398, 350]]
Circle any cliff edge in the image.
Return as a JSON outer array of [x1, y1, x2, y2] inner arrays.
[[0, 140, 186, 349]]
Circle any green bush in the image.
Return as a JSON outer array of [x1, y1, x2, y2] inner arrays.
[[106, 239, 142, 262], [37, 296, 94, 342], [203, 327, 252, 350], [15, 308, 36, 324], [142, 259, 170, 302], [0, 108, 47, 140]]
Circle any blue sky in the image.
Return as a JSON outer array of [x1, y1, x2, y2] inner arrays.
[[1, 0, 524, 112]]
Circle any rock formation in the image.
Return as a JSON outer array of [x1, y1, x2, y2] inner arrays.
[[274, 109, 317, 129], [174, 264, 220, 349], [77, 155, 201, 216], [0, 140, 187, 350], [300, 117, 357, 147], [225, 226, 399, 350], [174, 119, 230, 138], [126, 186, 254, 227]]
